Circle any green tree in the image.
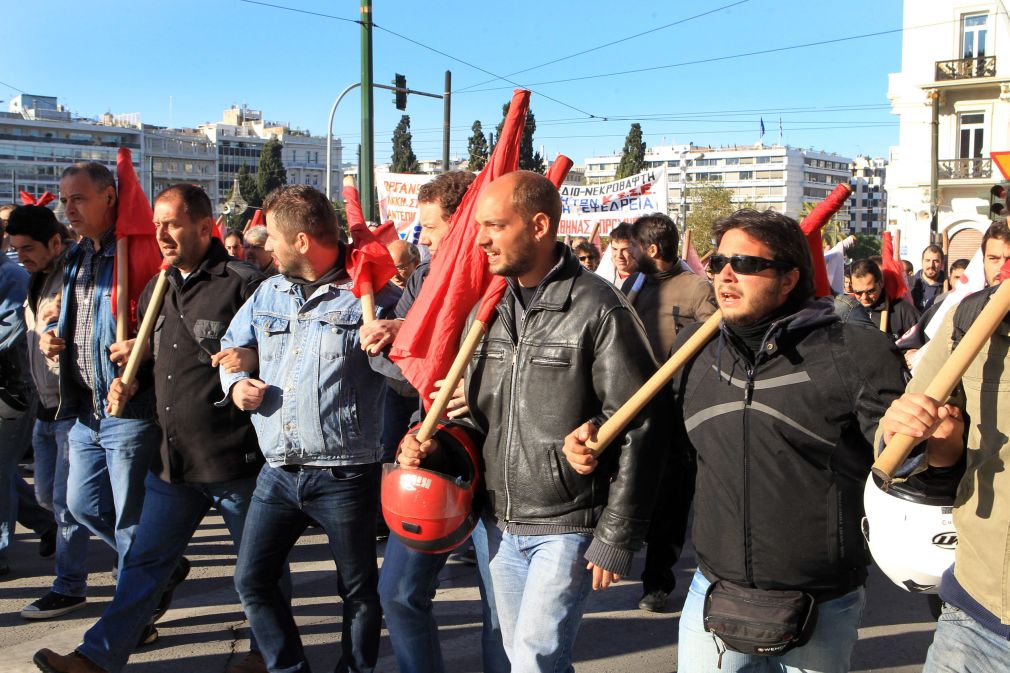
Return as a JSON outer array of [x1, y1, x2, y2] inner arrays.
[[685, 184, 754, 254], [493, 102, 545, 172], [798, 201, 851, 247], [390, 115, 420, 173], [256, 136, 287, 201], [467, 120, 489, 171], [846, 233, 882, 261], [615, 123, 646, 179], [237, 164, 260, 207]]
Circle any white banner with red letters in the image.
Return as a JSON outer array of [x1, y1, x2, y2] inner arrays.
[[558, 166, 668, 237]]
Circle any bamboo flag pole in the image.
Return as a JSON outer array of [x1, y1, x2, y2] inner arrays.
[[586, 310, 723, 456], [415, 279, 507, 444], [116, 239, 129, 342], [871, 276, 1010, 484], [110, 269, 169, 417]]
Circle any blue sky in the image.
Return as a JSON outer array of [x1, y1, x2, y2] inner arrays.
[[1, 0, 904, 165]]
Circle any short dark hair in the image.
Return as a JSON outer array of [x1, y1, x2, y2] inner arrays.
[[224, 229, 244, 243], [510, 171, 562, 236], [609, 223, 633, 243], [263, 184, 339, 246], [921, 243, 944, 261], [950, 258, 970, 272], [155, 184, 213, 223], [712, 209, 814, 302], [631, 213, 679, 263], [573, 241, 600, 264], [61, 161, 115, 192], [5, 205, 67, 244], [417, 170, 476, 218], [901, 259, 914, 275], [981, 221, 1010, 258], [850, 258, 882, 284]]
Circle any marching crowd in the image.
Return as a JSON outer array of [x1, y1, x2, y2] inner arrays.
[[0, 161, 1009, 673]]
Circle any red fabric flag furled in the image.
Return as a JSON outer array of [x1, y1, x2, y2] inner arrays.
[[111, 148, 163, 335], [212, 214, 224, 242], [343, 183, 397, 299], [19, 190, 56, 207], [799, 183, 852, 297], [880, 231, 911, 303], [243, 208, 264, 234], [390, 89, 531, 403]]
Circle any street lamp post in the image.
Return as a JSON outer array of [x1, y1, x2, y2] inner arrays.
[[326, 83, 362, 201], [678, 150, 704, 247]]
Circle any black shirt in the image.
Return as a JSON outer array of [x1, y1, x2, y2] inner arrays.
[[139, 238, 266, 484]]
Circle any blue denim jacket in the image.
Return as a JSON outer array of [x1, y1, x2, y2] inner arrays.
[[56, 238, 155, 420], [220, 272, 398, 467]]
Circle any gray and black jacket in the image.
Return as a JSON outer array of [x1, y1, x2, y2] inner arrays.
[[671, 299, 907, 598]]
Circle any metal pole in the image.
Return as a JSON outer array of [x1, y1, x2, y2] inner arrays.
[[360, 0, 375, 221], [929, 90, 940, 240], [326, 83, 362, 200], [443, 70, 451, 172]]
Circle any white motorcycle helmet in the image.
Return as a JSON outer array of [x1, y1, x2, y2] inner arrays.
[[862, 473, 957, 594]]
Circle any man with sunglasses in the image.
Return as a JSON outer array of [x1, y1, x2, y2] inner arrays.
[[848, 258, 919, 342], [567, 209, 907, 673]]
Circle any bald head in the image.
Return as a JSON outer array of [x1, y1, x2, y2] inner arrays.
[[476, 171, 564, 287], [388, 238, 420, 288]]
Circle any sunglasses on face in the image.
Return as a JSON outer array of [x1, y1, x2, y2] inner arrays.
[[708, 254, 795, 276], [850, 287, 879, 297], [577, 255, 592, 262]]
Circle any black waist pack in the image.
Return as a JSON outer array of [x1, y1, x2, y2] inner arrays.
[[702, 579, 818, 657]]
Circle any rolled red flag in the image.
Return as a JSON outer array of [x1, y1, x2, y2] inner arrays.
[[799, 183, 852, 297]]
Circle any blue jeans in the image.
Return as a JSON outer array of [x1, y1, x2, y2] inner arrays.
[[678, 570, 866, 673], [66, 414, 159, 561], [923, 603, 1010, 672], [488, 528, 594, 673], [78, 472, 260, 673], [378, 515, 507, 673], [33, 418, 90, 596], [236, 463, 381, 673], [0, 398, 55, 567]]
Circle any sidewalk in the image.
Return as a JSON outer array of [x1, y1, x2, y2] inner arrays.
[[0, 507, 936, 672]]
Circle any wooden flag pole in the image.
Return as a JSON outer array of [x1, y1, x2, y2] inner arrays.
[[682, 229, 692, 261], [115, 239, 129, 341], [880, 304, 890, 333], [586, 310, 723, 456], [872, 278, 1010, 483], [415, 318, 490, 444], [359, 279, 376, 324], [893, 229, 901, 262], [110, 269, 169, 417], [587, 220, 602, 246]]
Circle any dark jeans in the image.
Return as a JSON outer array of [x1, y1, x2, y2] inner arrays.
[[236, 463, 381, 673], [642, 450, 696, 594], [380, 384, 419, 464]]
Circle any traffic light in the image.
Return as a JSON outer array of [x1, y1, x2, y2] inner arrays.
[[989, 183, 1009, 220], [394, 73, 407, 111]]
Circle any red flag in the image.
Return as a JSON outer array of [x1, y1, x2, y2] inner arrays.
[[212, 214, 224, 242], [111, 148, 162, 334], [243, 208, 264, 234], [799, 183, 852, 297], [390, 89, 530, 403], [19, 190, 56, 207], [342, 184, 397, 298], [880, 232, 911, 303]]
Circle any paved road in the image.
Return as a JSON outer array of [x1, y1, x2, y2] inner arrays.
[[0, 505, 937, 672]]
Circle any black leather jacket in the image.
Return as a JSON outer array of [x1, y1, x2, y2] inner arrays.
[[459, 245, 665, 575]]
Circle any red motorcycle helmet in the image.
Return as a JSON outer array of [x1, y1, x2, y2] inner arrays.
[[381, 422, 481, 554]]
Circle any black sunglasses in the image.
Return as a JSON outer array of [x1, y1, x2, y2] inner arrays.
[[708, 254, 794, 275], [577, 255, 592, 262]]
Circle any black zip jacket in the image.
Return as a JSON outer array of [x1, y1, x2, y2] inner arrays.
[[671, 298, 907, 596], [458, 245, 666, 576], [138, 239, 265, 484]]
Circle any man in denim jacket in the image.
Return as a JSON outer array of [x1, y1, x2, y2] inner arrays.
[[39, 163, 160, 570], [220, 185, 397, 673]]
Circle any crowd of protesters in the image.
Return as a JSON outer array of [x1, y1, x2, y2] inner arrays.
[[1, 162, 1009, 673]]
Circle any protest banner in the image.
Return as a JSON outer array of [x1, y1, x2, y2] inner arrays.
[[376, 172, 436, 240], [557, 166, 668, 238]]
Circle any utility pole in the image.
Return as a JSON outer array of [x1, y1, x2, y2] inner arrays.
[[360, 0, 375, 221], [928, 89, 940, 241], [443, 71, 451, 172]]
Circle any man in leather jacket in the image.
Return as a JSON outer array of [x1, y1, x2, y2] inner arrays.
[[399, 170, 664, 673]]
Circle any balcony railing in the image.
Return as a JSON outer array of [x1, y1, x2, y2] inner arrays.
[[938, 158, 992, 180], [935, 56, 997, 81]]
